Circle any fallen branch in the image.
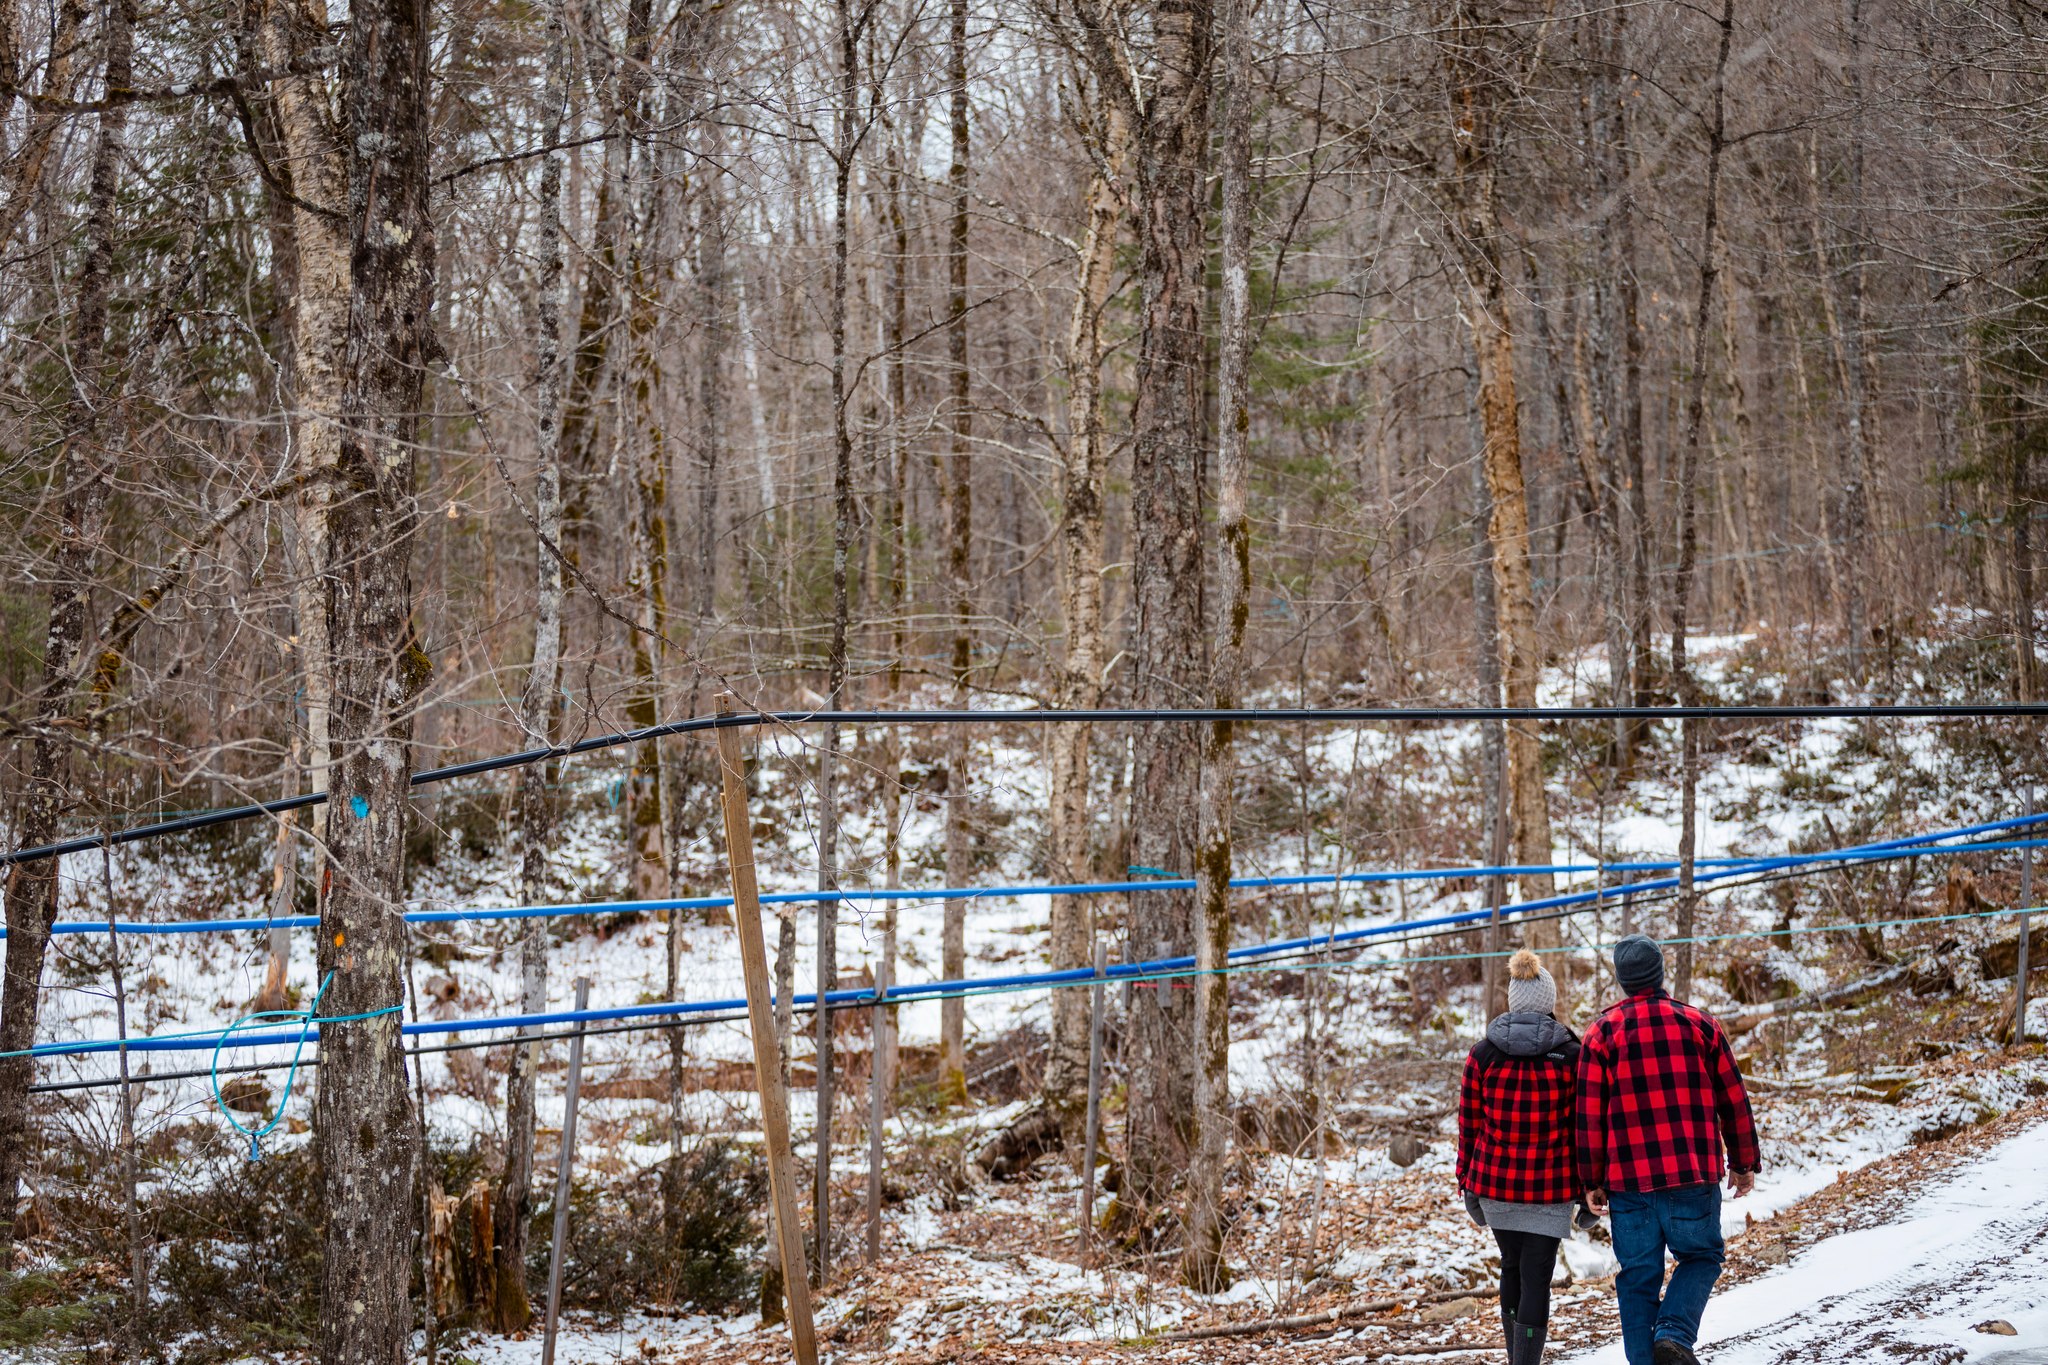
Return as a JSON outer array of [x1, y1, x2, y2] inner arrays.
[[1720, 960, 1918, 1036], [974, 1105, 1063, 1179], [1159, 1285, 1486, 1343], [1741, 1066, 1916, 1095]]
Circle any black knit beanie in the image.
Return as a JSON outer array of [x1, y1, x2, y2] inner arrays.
[[1613, 933, 1665, 993]]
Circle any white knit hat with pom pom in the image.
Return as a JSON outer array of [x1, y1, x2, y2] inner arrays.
[[1506, 948, 1558, 1015]]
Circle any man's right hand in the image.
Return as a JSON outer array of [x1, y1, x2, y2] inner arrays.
[[1585, 1188, 1610, 1216]]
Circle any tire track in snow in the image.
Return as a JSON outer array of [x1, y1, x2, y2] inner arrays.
[[1566, 1120, 2048, 1364]]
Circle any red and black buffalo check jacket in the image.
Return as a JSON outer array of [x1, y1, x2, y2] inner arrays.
[[1457, 1019, 1583, 1204], [1576, 988, 1762, 1193]]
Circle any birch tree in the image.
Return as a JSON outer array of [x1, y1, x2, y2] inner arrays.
[[1043, 92, 1125, 1128]]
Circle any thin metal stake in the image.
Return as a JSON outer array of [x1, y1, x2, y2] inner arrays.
[[101, 836, 146, 1352], [540, 976, 592, 1365], [866, 949, 890, 1265], [1079, 938, 1107, 1262], [2019, 784, 2035, 1045]]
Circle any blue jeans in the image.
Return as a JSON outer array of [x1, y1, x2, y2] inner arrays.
[[1609, 1183, 1724, 1363]]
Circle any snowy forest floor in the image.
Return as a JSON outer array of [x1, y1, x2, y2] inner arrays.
[[11, 630, 2048, 1362], [460, 1071, 2048, 1365]]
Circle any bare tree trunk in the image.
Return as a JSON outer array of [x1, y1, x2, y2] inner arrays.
[[619, 0, 669, 908], [1668, 0, 1733, 1003], [737, 276, 776, 523], [0, 0, 85, 253], [1443, 3, 1556, 920], [0, 0, 131, 1254], [2015, 432, 2038, 702], [1802, 138, 1864, 672], [695, 142, 728, 625], [249, 81, 307, 1015], [939, 0, 973, 1105], [1114, 0, 1212, 1223], [256, 0, 353, 999], [1837, 0, 1875, 673], [490, 0, 572, 1320], [1609, 11, 1654, 739], [1723, 268, 1764, 624], [316, 0, 436, 1349], [1532, 249, 1628, 776], [876, 137, 912, 1113], [1044, 102, 1124, 1129], [1469, 392, 1509, 1019], [1781, 209, 1843, 629], [1570, 283, 1631, 744], [815, 0, 865, 1275], [1185, 0, 1252, 1286]]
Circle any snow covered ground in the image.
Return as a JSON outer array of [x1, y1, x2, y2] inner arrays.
[[1565, 1119, 2048, 1365], [15, 631, 2048, 1360]]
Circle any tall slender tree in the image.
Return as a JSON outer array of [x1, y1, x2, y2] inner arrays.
[[939, 0, 974, 1104], [490, 0, 573, 1319], [1438, 0, 1558, 920], [316, 0, 438, 1350], [1185, 0, 1253, 1288], [1068, 0, 1213, 1219], [0, 0, 135, 1252], [1669, 0, 1736, 1002]]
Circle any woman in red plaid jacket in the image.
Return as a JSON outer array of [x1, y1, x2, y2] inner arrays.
[[1457, 949, 1581, 1365]]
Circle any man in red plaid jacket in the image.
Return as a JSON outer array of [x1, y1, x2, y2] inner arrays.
[[1578, 935, 1760, 1365]]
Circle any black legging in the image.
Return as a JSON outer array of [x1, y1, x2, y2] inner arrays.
[[1494, 1227, 1560, 1332]]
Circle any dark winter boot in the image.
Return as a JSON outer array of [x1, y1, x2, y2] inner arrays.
[[1516, 1322, 1547, 1364], [1500, 1305, 1517, 1365], [1651, 1339, 1701, 1365]]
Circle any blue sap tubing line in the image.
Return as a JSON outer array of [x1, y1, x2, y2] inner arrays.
[[26, 807, 2048, 940], [30, 812, 2048, 1060]]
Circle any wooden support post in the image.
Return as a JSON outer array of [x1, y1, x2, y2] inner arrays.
[[2018, 784, 2035, 1045], [540, 976, 591, 1365], [1079, 937, 1107, 1263], [714, 694, 820, 1365]]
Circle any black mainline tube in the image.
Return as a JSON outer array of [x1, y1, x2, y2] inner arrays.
[[9, 702, 2046, 867]]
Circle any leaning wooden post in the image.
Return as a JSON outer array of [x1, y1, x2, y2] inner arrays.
[[714, 694, 820, 1365], [1079, 937, 1107, 1263], [2017, 783, 2035, 1045], [540, 976, 592, 1365]]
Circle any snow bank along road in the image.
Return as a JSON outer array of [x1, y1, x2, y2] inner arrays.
[[1567, 1119, 2048, 1365]]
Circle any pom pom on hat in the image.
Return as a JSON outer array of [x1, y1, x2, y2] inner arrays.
[[1505, 949, 1558, 1016]]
